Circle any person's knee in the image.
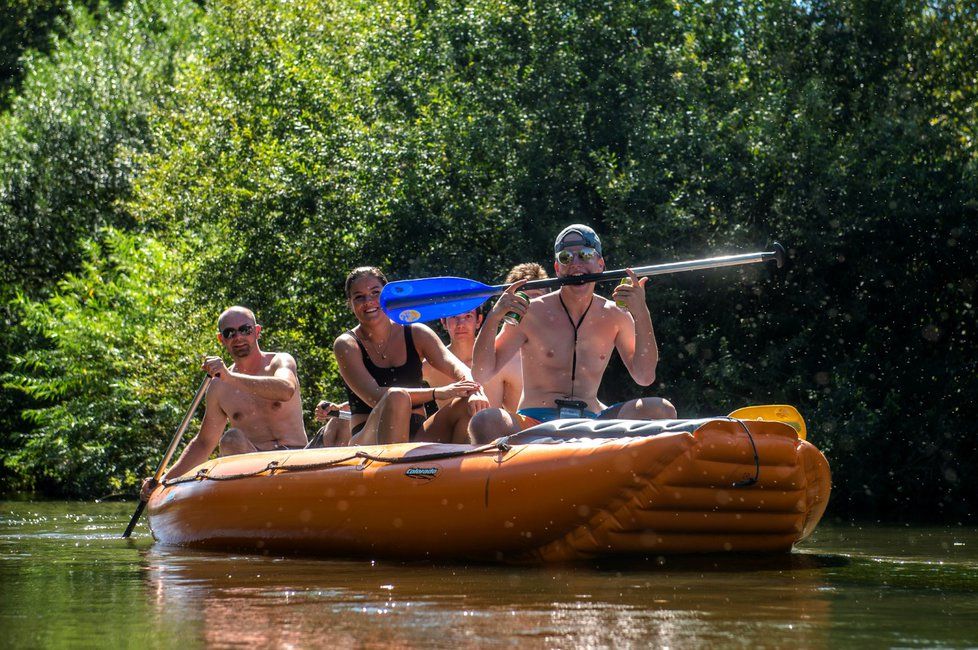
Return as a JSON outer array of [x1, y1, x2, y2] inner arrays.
[[468, 408, 516, 444], [381, 387, 413, 413], [322, 419, 348, 447], [219, 428, 253, 455], [656, 398, 678, 419], [618, 397, 677, 421], [641, 397, 676, 420]]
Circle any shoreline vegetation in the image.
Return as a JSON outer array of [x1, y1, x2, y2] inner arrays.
[[1, 0, 975, 523]]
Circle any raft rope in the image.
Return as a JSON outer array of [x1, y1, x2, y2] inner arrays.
[[162, 439, 512, 486], [729, 418, 760, 487], [558, 294, 593, 397]]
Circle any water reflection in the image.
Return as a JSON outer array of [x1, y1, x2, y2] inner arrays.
[[4, 503, 978, 647], [140, 546, 837, 647]]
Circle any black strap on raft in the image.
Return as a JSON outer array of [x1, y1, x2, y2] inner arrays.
[[305, 425, 328, 449], [729, 418, 761, 487], [162, 439, 512, 486], [558, 295, 593, 396]]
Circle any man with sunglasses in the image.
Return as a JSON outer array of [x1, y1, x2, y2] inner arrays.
[[140, 306, 306, 500], [469, 224, 676, 442]]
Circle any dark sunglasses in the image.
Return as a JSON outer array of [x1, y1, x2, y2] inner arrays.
[[220, 324, 255, 339], [556, 247, 600, 265]]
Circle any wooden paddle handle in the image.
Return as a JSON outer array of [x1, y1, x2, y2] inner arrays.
[[122, 376, 212, 538]]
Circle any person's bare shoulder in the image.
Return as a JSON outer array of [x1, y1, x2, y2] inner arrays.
[[538, 292, 561, 306], [269, 351, 298, 373], [411, 322, 441, 346], [525, 291, 560, 321], [204, 373, 232, 413], [596, 296, 635, 336], [333, 331, 358, 355], [591, 294, 621, 315]]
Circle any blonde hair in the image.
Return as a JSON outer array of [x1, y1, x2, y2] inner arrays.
[[505, 262, 548, 284]]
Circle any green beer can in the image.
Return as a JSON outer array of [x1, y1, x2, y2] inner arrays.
[[503, 291, 530, 325]]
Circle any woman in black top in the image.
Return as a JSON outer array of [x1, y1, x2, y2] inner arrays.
[[334, 267, 490, 445]]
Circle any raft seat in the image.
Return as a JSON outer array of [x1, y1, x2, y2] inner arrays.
[[509, 417, 719, 443]]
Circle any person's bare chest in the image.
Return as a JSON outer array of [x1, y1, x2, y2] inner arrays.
[[523, 306, 617, 372], [217, 382, 287, 425]]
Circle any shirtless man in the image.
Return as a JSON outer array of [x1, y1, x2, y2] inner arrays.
[[423, 309, 522, 412], [140, 306, 306, 499], [469, 225, 676, 443]]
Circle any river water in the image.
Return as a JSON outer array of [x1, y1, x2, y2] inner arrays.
[[1, 501, 977, 648]]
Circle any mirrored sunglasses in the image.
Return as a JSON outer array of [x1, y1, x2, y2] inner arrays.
[[556, 247, 600, 265], [220, 324, 255, 339]]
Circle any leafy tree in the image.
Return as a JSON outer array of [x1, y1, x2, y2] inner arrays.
[[1, 0, 975, 521], [0, 0, 200, 295], [3, 228, 209, 496], [0, 1, 118, 106], [0, 0, 201, 493]]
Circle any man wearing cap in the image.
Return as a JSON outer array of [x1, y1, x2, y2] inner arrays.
[[469, 225, 676, 443]]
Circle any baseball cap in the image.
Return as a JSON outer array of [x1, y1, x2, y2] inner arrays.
[[554, 224, 602, 256]]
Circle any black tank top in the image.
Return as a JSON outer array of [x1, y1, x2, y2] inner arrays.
[[344, 324, 424, 415]]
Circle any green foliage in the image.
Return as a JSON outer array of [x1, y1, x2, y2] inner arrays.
[[3, 228, 209, 497], [0, 1, 105, 106], [0, 0, 975, 521], [0, 0, 201, 294], [635, 0, 978, 522], [0, 0, 201, 493]]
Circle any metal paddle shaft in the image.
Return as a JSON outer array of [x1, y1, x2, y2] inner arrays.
[[121, 375, 212, 538], [518, 243, 785, 293], [382, 243, 785, 322]]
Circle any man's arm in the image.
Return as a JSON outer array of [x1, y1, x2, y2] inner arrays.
[[472, 283, 528, 384], [202, 353, 298, 402], [161, 391, 227, 480], [498, 354, 523, 412], [415, 325, 490, 414], [612, 272, 658, 386]]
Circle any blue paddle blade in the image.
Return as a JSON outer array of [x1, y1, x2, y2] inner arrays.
[[380, 277, 499, 323]]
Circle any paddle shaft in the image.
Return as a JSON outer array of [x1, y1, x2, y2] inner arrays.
[[383, 244, 785, 311], [122, 375, 212, 538]]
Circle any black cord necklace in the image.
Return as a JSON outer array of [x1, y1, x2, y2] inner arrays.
[[558, 294, 593, 397]]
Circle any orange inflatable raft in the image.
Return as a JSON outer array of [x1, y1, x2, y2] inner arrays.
[[147, 416, 831, 561]]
